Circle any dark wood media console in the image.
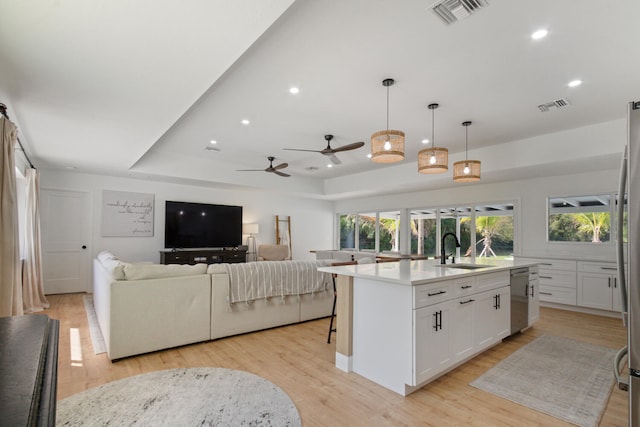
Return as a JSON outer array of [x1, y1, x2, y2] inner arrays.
[[160, 248, 247, 265]]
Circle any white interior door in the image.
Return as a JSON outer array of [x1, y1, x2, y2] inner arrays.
[[41, 189, 91, 294]]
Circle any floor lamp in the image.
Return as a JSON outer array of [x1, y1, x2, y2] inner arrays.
[[243, 223, 259, 262]]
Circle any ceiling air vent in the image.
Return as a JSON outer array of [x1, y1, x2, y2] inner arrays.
[[430, 0, 489, 25], [537, 98, 571, 112]]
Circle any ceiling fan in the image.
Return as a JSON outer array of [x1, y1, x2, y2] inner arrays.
[[284, 134, 365, 165], [237, 156, 290, 177]]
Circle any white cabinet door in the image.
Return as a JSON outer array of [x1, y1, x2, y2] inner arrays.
[[577, 272, 614, 311], [474, 286, 511, 351], [528, 279, 540, 325], [495, 286, 511, 340], [451, 296, 475, 363], [474, 290, 497, 350], [414, 300, 453, 385]]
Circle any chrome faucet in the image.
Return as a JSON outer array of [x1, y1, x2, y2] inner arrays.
[[441, 232, 461, 264]]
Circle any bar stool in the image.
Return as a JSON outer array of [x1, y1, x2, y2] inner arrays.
[[326, 259, 374, 344]]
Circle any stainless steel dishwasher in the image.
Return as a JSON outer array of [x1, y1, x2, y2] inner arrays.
[[510, 267, 530, 334]]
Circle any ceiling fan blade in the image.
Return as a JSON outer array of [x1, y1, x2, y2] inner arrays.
[[274, 171, 291, 177], [236, 169, 264, 172], [273, 162, 289, 170], [329, 155, 342, 165], [331, 141, 365, 153], [283, 148, 323, 153]]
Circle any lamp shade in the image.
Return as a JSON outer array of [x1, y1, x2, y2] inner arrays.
[[370, 78, 404, 164], [371, 130, 405, 163], [453, 121, 480, 182], [417, 103, 447, 174], [243, 223, 259, 234], [453, 160, 481, 182], [418, 147, 449, 173]]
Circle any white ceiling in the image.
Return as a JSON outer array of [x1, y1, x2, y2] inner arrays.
[[1, 0, 639, 200]]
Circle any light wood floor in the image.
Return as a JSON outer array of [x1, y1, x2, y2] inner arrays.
[[44, 294, 628, 426]]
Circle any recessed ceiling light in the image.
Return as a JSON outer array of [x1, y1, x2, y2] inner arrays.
[[568, 79, 582, 88], [367, 153, 372, 158], [289, 87, 299, 94], [241, 119, 250, 125], [209, 140, 217, 145], [327, 164, 333, 168], [531, 29, 548, 40], [421, 139, 429, 144]]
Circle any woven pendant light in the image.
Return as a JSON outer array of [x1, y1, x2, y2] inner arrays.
[[371, 78, 404, 163], [418, 103, 448, 174], [453, 121, 481, 182]]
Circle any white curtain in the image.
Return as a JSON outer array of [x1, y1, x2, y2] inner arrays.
[[22, 168, 48, 313], [0, 116, 23, 316]]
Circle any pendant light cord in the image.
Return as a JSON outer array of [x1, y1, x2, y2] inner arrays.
[[431, 107, 435, 150], [386, 85, 389, 131], [465, 125, 468, 161]]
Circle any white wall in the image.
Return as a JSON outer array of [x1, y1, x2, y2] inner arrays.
[[40, 170, 334, 262], [334, 168, 622, 262]]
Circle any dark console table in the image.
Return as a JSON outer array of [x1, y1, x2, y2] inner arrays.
[[0, 314, 59, 426], [160, 248, 247, 265]]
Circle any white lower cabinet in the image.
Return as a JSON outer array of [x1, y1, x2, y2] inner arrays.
[[413, 283, 511, 386], [414, 301, 453, 385], [474, 286, 511, 351], [576, 261, 623, 312]]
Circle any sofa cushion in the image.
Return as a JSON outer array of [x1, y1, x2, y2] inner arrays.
[[101, 258, 127, 280], [123, 263, 208, 281], [97, 250, 118, 263], [207, 264, 227, 274]]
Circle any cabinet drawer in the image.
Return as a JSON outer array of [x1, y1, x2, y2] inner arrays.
[[475, 271, 509, 292], [536, 259, 576, 271], [414, 281, 453, 309], [577, 261, 617, 274], [538, 270, 576, 288], [518, 258, 576, 272], [452, 277, 475, 297], [538, 285, 576, 305]]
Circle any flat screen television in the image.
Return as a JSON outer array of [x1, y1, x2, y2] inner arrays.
[[165, 201, 242, 249]]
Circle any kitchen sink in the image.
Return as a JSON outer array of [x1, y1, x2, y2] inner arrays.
[[435, 264, 495, 270]]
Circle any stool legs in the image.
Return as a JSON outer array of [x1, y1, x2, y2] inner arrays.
[[327, 276, 337, 343]]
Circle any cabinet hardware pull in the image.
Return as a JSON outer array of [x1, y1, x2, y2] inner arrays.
[[539, 291, 553, 295], [608, 277, 611, 288], [600, 267, 617, 271], [432, 310, 442, 331], [614, 278, 617, 288], [525, 283, 529, 297], [539, 276, 552, 279], [427, 290, 447, 297], [461, 285, 472, 289], [460, 299, 475, 305], [531, 285, 535, 297]]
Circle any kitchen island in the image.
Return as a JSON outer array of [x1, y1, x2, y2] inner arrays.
[[318, 258, 539, 395]]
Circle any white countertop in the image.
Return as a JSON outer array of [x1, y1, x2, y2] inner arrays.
[[318, 258, 539, 286]]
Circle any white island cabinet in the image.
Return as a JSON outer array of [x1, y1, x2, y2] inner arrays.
[[319, 258, 538, 396]]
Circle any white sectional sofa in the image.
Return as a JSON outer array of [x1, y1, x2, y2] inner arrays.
[[93, 252, 333, 360]]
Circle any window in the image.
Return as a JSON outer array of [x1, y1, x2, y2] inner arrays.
[[548, 195, 611, 243], [379, 210, 400, 252], [358, 212, 376, 250], [339, 214, 356, 249], [474, 203, 514, 259], [410, 209, 437, 257], [440, 206, 471, 258]]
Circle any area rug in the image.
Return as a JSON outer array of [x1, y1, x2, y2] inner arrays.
[[57, 367, 301, 426], [82, 295, 106, 354], [470, 334, 616, 427]]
